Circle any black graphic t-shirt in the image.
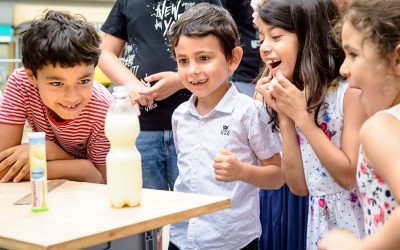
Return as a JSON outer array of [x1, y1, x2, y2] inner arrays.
[[221, 0, 262, 83], [101, 0, 222, 130]]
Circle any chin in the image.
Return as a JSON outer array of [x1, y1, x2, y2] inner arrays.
[[59, 110, 82, 120]]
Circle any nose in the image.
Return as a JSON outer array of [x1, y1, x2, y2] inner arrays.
[[188, 62, 200, 75], [260, 40, 272, 55], [339, 59, 350, 78], [64, 85, 80, 103]]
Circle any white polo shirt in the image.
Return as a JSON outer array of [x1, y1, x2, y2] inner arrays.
[[170, 85, 281, 250]]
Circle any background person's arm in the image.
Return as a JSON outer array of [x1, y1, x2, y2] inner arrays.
[[98, 33, 150, 113]]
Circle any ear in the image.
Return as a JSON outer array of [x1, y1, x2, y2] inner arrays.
[[24, 68, 37, 86], [393, 43, 400, 77], [228, 46, 243, 76]]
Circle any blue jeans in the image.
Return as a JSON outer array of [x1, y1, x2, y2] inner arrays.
[[232, 81, 256, 97], [136, 130, 178, 190]]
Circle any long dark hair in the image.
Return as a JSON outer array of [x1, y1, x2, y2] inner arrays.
[[259, 0, 344, 131]]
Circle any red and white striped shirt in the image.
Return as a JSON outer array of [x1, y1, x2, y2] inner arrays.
[[0, 68, 112, 165]]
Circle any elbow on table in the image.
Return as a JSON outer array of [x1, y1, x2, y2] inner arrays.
[[75, 160, 104, 184]]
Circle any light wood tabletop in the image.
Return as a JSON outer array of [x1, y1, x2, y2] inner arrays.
[[0, 181, 230, 250]]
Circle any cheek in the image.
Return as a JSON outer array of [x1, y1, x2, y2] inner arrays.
[[289, 46, 298, 66], [212, 65, 229, 80], [177, 68, 186, 81], [84, 91, 93, 103], [80, 85, 94, 98], [36, 88, 54, 104]]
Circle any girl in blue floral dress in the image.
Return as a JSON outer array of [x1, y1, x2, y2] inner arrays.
[[255, 0, 366, 249]]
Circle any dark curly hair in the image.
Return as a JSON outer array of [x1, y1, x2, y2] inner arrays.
[[342, 0, 400, 63], [21, 10, 101, 76]]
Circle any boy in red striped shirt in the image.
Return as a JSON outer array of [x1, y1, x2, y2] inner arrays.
[[0, 10, 112, 183]]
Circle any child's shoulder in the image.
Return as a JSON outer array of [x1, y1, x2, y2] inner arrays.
[[324, 77, 349, 113], [233, 93, 272, 127], [91, 81, 113, 106], [8, 68, 31, 88], [327, 77, 348, 94], [235, 93, 267, 115], [172, 99, 192, 121], [5, 68, 37, 99], [175, 98, 191, 113], [237, 93, 263, 107]]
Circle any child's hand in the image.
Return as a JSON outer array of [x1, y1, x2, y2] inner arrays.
[[140, 71, 183, 101], [269, 70, 309, 123], [0, 144, 29, 182], [126, 81, 152, 116], [213, 149, 242, 182], [255, 74, 280, 111], [318, 229, 361, 250]]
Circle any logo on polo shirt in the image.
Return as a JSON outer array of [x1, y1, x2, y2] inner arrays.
[[220, 125, 230, 136]]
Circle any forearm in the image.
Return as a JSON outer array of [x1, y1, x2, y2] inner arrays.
[[239, 162, 283, 189], [47, 159, 103, 183], [98, 50, 141, 87], [359, 207, 400, 250], [0, 124, 24, 152], [9, 159, 103, 183], [296, 114, 356, 189], [45, 140, 75, 161], [167, 75, 185, 93], [279, 116, 308, 195]]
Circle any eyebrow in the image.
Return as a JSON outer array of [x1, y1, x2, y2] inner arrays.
[[342, 44, 357, 51], [267, 26, 280, 32], [45, 75, 63, 80], [176, 50, 215, 57], [45, 72, 93, 80]]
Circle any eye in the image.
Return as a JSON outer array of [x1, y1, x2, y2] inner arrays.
[[271, 35, 282, 40], [349, 52, 357, 59], [178, 58, 187, 64], [80, 79, 91, 85], [50, 82, 62, 87], [200, 56, 208, 61], [345, 50, 358, 60]]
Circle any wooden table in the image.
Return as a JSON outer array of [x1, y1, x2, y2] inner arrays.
[[0, 181, 230, 250]]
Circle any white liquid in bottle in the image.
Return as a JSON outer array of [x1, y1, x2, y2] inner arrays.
[[105, 86, 142, 208]]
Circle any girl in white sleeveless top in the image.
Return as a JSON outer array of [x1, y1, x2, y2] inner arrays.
[[319, 0, 400, 249]]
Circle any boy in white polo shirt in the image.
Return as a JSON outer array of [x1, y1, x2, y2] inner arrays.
[[168, 3, 283, 250], [0, 10, 112, 183]]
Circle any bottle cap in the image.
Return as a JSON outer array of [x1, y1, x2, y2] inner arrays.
[[112, 86, 129, 99], [28, 132, 45, 139]]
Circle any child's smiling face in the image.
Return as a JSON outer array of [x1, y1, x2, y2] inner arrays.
[[26, 63, 95, 120], [340, 21, 400, 116], [174, 34, 241, 102], [255, 18, 298, 81]]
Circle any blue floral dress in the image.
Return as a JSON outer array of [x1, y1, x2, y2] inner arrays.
[[296, 79, 365, 250]]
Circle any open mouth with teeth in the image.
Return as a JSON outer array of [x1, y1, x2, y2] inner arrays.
[[190, 79, 208, 85], [59, 103, 80, 111], [269, 60, 281, 69]]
